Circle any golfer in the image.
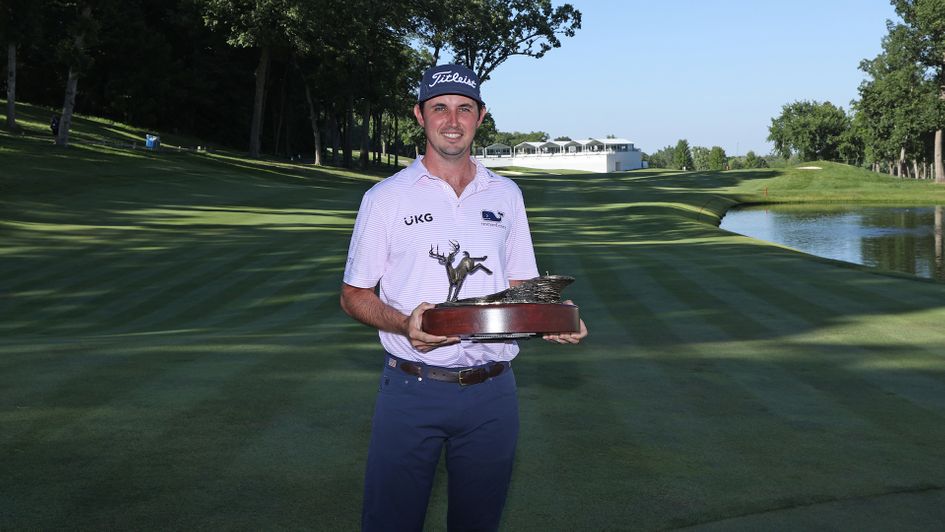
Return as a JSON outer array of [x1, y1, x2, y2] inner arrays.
[[341, 63, 587, 531]]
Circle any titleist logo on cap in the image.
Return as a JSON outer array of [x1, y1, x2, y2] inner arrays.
[[429, 71, 478, 89], [418, 63, 483, 104]]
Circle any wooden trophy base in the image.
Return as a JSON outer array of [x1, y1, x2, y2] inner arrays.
[[422, 303, 580, 340]]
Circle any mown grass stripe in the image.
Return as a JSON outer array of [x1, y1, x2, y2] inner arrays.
[[0, 227, 144, 289], [179, 227, 352, 331], [764, 259, 945, 330], [104, 244, 323, 333], [739, 253, 945, 364], [568, 248, 782, 438], [51, 349, 359, 528], [647, 246, 945, 420], [0, 233, 238, 333], [181, 258, 342, 328], [627, 251, 888, 431], [53, 235, 297, 335], [3, 329, 370, 528]]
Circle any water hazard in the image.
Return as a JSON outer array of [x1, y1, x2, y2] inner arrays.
[[720, 204, 945, 281]]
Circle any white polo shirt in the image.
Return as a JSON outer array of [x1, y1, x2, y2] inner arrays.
[[343, 156, 540, 367]]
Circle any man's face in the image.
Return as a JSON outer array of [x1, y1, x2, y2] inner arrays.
[[414, 94, 486, 161]]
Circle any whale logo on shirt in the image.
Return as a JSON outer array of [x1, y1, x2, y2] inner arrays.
[[481, 210, 504, 222]]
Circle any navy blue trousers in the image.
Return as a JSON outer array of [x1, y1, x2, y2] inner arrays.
[[361, 356, 519, 532]]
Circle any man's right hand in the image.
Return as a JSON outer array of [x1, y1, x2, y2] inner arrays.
[[406, 302, 460, 353]]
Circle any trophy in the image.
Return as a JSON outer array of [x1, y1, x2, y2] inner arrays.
[[421, 241, 580, 340]]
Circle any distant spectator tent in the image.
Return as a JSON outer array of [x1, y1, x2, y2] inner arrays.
[[483, 143, 512, 158], [514, 141, 543, 155], [479, 137, 645, 173]]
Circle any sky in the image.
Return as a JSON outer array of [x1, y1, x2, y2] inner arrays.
[[481, 0, 901, 156]]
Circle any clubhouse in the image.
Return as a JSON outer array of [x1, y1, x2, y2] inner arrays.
[[476, 137, 645, 173]]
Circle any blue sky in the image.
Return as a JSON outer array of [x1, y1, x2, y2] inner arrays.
[[481, 1, 900, 156]]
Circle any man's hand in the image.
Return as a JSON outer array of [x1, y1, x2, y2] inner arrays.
[[542, 300, 588, 344], [406, 302, 460, 353], [341, 284, 460, 353]]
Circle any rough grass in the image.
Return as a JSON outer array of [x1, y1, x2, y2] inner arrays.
[[736, 161, 945, 204], [4, 101, 945, 529]]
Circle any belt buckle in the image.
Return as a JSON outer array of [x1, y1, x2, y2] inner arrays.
[[458, 368, 477, 386]]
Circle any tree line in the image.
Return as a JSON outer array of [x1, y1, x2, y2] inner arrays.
[[1, 0, 580, 167], [767, 0, 944, 181], [647, 140, 767, 171]]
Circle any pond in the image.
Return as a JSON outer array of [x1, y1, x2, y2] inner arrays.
[[719, 204, 945, 281]]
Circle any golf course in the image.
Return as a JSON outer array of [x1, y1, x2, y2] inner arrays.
[[5, 101, 945, 530]]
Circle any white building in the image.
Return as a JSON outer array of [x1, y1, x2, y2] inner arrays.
[[476, 137, 645, 173]]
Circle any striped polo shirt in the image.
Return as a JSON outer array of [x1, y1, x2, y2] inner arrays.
[[343, 156, 540, 367]]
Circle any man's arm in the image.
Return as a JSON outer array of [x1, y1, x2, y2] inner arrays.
[[340, 283, 459, 353]]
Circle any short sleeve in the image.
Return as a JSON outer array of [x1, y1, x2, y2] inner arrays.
[[343, 189, 391, 288]]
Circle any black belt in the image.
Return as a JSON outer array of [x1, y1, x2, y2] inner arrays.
[[395, 359, 508, 386]]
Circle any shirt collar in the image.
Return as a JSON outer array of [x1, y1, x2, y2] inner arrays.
[[409, 156, 499, 191]]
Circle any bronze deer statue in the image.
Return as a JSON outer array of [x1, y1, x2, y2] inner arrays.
[[429, 240, 493, 302]]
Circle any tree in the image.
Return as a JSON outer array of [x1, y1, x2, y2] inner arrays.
[[2, 0, 573, 163], [553, 135, 572, 141], [673, 139, 693, 170], [691, 145, 710, 171], [838, 119, 867, 167], [708, 146, 726, 170], [767, 100, 851, 161], [380, 48, 425, 163], [55, 2, 99, 147], [400, 112, 425, 157], [413, 0, 581, 82], [202, 0, 307, 158], [2, 0, 259, 148], [289, 0, 418, 168], [494, 130, 548, 147], [474, 112, 498, 149], [346, 0, 403, 169], [855, 21, 935, 176], [744, 150, 760, 168], [1, 0, 43, 130], [890, 0, 945, 182], [646, 145, 675, 168]]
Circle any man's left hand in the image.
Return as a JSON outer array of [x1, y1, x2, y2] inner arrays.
[[542, 300, 588, 344]]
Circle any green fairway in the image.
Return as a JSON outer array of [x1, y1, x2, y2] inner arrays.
[[4, 103, 945, 529]]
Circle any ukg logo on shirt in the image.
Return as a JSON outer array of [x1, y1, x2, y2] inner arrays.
[[405, 212, 434, 226]]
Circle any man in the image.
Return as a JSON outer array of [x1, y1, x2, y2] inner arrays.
[[340, 63, 587, 532]]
